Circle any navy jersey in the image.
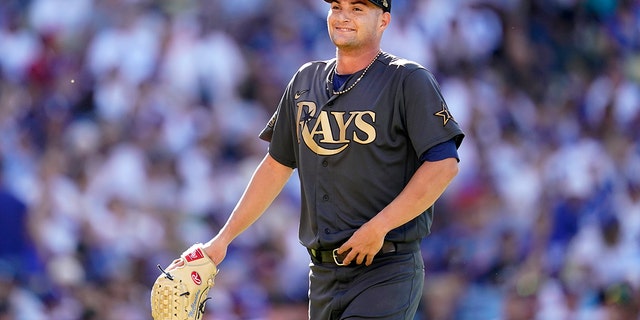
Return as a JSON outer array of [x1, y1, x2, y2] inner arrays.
[[260, 52, 464, 250]]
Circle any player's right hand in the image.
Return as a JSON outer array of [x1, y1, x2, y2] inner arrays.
[[166, 239, 227, 272], [202, 237, 227, 267]]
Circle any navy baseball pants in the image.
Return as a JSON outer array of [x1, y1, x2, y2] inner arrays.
[[308, 249, 425, 319]]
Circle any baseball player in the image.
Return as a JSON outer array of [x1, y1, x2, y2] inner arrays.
[[166, 0, 464, 319]]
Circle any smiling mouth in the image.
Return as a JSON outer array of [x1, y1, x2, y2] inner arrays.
[[335, 27, 355, 32]]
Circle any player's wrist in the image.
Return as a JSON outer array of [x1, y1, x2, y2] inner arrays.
[[364, 217, 392, 239], [203, 238, 228, 265]]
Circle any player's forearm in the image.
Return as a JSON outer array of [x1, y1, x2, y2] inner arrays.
[[215, 153, 294, 245], [368, 158, 459, 235]]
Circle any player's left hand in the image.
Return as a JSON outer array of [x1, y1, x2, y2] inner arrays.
[[336, 223, 386, 266]]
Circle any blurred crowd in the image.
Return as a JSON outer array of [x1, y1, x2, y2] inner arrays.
[[1, 0, 639, 319]]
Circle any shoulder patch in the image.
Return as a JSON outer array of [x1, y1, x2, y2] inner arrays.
[[434, 102, 456, 126]]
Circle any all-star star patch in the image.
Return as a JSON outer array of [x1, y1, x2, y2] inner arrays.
[[434, 102, 455, 126]]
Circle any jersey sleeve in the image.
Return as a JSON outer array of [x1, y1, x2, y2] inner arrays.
[[259, 80, 298, 169], [402, 69, 464, 158]]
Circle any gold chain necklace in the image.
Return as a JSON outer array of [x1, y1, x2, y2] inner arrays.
[[331, 51, 382, 95]]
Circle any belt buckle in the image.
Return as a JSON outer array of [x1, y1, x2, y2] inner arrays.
[[332, 249, 347, 266]]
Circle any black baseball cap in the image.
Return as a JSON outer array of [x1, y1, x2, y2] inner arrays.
[[324, 0, 391, 13]]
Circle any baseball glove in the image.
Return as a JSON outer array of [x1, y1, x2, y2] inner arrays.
[[151, 243, 219, 320]]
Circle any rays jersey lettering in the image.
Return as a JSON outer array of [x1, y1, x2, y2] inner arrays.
[[296, 101, 376, 155]]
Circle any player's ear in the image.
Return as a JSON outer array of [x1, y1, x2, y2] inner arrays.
[[379, 12, 390, 30]]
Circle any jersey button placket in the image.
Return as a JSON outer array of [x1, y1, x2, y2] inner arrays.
[[326, 96, 336, 108], [317, 156, 332, 237], [321, 159, 329, 200]]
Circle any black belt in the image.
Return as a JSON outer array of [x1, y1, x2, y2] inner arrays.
[[308, 241, 419, 266]]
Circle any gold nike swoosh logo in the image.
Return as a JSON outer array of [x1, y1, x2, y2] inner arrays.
[[294, 89, 309, 99]]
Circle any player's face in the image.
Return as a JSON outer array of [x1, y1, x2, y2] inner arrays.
[[327, 0, 389, 51]]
